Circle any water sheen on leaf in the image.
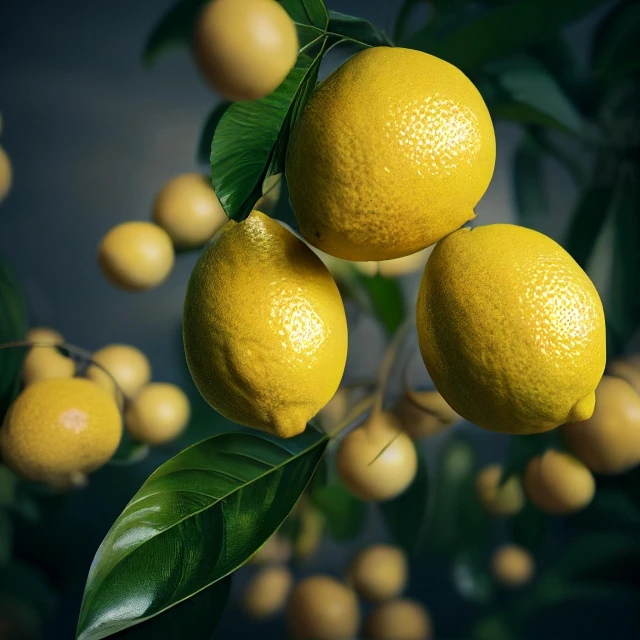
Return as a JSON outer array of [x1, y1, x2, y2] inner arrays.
[[76, 430, 327, 640]]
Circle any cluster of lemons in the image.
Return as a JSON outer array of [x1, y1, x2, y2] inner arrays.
[[0, 327, 190, 485], [0, 113, 12, 205], [243, 539, 432, 640]]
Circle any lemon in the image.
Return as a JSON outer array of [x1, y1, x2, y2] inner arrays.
[[242, 565, 293, 619], [86, 344, 151, 398], [392, 389, 459, 439], [152, 174, 228, 249], [249, 532, 293, 566], [22, 346, 75, 387], [563, 375, 640, 474], [337, 412, 417, 501], [475, 465, 524, 517], [287, 46, 495, 261], [318, 388, 350, 432], [287, 575, 360, 640], [491, 545, 534, 587], [125, 383, 190, 445], [524, 450, 595, 514], [608, 355, 640, 394], [365, 599, 432, 640], [25, 326, 63, 345], [183, 210, 347, 438], [294, 503, 325, 561], [194, 0, 298, 101], [0, 378, 122, 482], [98, 221, 174, 291], [417, 224, 606, 434], [349, 545, 408, 602], [0, 146, 12, 204]]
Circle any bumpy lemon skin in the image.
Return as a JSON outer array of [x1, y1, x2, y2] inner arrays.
[[417, 224, 606, 435], [0, 147, 12, 204], [152, 174, 228, 249], [475, 465, 524, 517], [287, 46, 495, 261], [0, 378, 122, 482], [491, 545, 535, 588], [86, 344, 151, 399], [183, 210, 348, 438], [563, 376, 640, 474], [365, 599, 432, 640], [349, 545, 408, 602], [193, 0, 298, 101], [98, 221, 175, 291], [242, 565, 293, 619]]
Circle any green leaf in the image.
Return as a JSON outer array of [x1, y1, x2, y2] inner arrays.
[[279, 0, 328, 31], [142, 0, 207, 67], [326, 11, 393, 47], [513, 134, 549, 226], [210, 52, 321, 222], [113, 578, 231, 640], [0, 256, 28, 423], [510, 501, 547, 552], [310, 478, 366, 542], [197, 102, 231, 165], [380, 445, 429, 557], [77, 430, 327, 640], [404, 0, 603, 70], [350, 272, 405, 336]]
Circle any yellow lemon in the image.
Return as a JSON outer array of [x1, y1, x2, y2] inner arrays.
[[287, 576, 360, 640], [417, 224, 606, 434], [98, 221, 174, 291], [365, 599, 432, 640], [491, 545, 534, 587], [337, 412, 417, 501], [22, 347, 75, 387], [125, 383, 191, 445], [608, 355, 640, 394], [0, 146, 12, 204], [563, 375, 640, 474], [249, 532, 293, 566], [183, 210, 347, 438], [25, 327, 63, 345], [392, 389, 459, 439], [86, 344, 151, 399], [475, 465, 524, 517], [349, 545, 408, 602], [0, 378, 122, 482], [287, 46, 495, 261], [242, 565, 293, 619], [152, 173, 227, 249], [524, 450, 595, 514], [193, 0, 298, 101]]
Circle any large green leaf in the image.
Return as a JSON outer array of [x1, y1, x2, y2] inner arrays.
[[76, 430, 327, 640], [0, 256, 28, 423], [513, 134, 549, 227], [113, 578, 231, 640], [197, 102, 231, 165], [380, 444, 429, 557], [326, 11, 393, 47], [404, 0, 603, 69], [310, 477, 366, 542]]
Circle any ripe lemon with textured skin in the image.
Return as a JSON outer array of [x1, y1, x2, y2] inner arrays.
[[183, 210, 347, 438], [365, 599, 432, 640], [98, 221, 174, 291], [194, 0, 298, 101], [125, 383, 190, 445], [152, 173, 227, 249], [0, 378, 122, 482], [417, 224, 606, 434], [86, 344, 151, 398], [286, 46, 495, 261], [491, 545, 534, 588], [0, 146, 12, 204]]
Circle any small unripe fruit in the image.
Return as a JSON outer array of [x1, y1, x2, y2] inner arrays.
[[25, 327, 63, 345], [337, 412, 418, 501], [87, 344, 151, 399], [249, 532, 293, 565], [392, 389, 459, 439], [152, 174, 228, 249], [349, 544, 408, 602], [98, 221, 174, 291], [125, 383, 191, 445], [524, 450, 595, 514], [563, 375, 640, 474], [0, 146, 12, 204], [193, 0, 298, 101], [365, 599, 432, 640], [608, 355, 640, 394], [491, 545, 534, 587], [287, 575, 360, 640], [242, 565, 293, 619], [475, 465, 524, 516], [22, 347, 75, 386]]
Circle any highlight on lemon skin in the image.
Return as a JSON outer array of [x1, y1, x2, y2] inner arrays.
[[86, 344, 151, 399], [563, 375, 640, 474], [242, 565, 293, 620], [475, 465, 525, 517], [348, 544, 408, 602], [193, 0, 298, 101], [125, 383, 191, 445], [337, 411, 418, 501], [524, 449, 595, 514], [365, 599, 432, 640], [152, 173, 228, 249], [416, 224, 606, 435], [0, 377, 122, 483], [98, 221, 175, 291], [491, 545, 535, 588], [392, 388, 459, 439], [287, 575, 360, 640]]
